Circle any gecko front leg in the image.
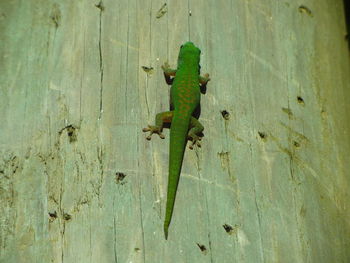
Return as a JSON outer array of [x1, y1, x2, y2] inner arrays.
[[161, 62, 177, 85], [199, 73, 210, 94], [200, 73, 210, 84]]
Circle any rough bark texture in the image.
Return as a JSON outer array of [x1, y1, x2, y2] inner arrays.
[[1, 0, 349, 262]]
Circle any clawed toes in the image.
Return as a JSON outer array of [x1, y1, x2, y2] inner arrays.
[[189, 141, 201, 150], [204, 73, 210, 81], [188, 135, 202, 149], [142, 125, 164, 140], [161, 62, 170, 70]]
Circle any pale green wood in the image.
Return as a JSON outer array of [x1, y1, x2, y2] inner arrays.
[[1, 0, 350, 262]]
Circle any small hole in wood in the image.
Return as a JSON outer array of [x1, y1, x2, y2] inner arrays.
[[115, 172, 127, 184], [95, 1, 104, 11], [196, 243, 207, 253], [298, 5, 313, 16], [221, 110, 230, 120], [63, 213, 72, 221], [293, 141, 300, 148], [48, 211, 58, 219], [223, 224, 233, 233], [258, 132, 267, 140], [297, 96, 305, 105]]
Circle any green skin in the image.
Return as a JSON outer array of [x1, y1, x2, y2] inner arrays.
[[143, 42, 210, 239]]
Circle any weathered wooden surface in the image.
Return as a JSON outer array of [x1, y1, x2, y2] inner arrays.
[[1, 0, 349, 262]]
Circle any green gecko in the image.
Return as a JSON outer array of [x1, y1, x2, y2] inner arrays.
[[142, 42, 210, 239]]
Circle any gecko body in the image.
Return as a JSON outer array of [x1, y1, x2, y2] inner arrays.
[[143, 42, 210, 239]]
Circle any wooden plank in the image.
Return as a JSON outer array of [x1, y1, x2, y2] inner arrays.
[[1, 0, 350, 262]]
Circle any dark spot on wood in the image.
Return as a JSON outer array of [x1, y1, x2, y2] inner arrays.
[[196, 243, 207, 254], [59, 124, 78, 143], [63, 213, 72, 221], [12, 166, 18, 174], [95, 1, 105, 11], [141, 66, 154, 75], [258, 132, 267, 141], [298, 5, 313, 17], [48, 211, 58, 219], [115, 172, 127, 184], [297, 96, 305, 105], [223, 224, 239, 235], [50, 4, 61, 28], [223, 224, 233, 233], [134, 248, 141, 252], [282, 107, 294, 118], [293, 141, 300, 148], [156, 3, 167, 18], [67, 125, 77, 142], [221, 110, 230, 120]]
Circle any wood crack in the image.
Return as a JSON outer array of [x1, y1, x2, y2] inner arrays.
[[97, 1, 104, 120]]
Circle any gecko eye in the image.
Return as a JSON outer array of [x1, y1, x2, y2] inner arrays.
[[180, 45, 184, 48]]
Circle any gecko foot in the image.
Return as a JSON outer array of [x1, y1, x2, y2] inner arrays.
[[200, 73, 211, 84], [161, 62, 176, 76], [161, 62, 170, 71], [188, 134, 202, 150], [142, 125, 165, 140]]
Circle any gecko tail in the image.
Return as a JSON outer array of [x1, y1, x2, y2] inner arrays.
[[164, 196, 175, 240], [163, 113, 191, 240], [164, 225, 169, 240], [164, 205, 175, 240]]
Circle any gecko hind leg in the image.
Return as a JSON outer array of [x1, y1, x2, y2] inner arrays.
[[143, 111, 173, 140], [188, 117, 204, 149]]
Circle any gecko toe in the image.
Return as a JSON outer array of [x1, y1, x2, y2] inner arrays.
[[143, 125, 164, 140], [161, 62, 170, 70], [188, 134, 202, 149]]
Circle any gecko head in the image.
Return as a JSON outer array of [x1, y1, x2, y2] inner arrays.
[[177, 42, 201, 67]]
